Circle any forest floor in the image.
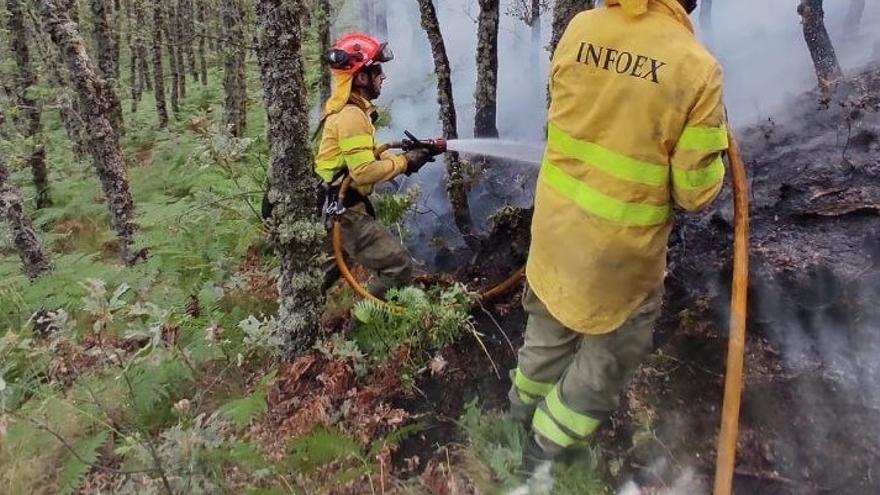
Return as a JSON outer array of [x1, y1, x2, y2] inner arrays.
[[2, 54, 880, 495]]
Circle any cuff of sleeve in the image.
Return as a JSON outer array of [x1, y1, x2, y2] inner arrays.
[[382, 151, 408, 175]]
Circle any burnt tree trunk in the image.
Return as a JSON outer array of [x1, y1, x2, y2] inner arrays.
[[164, 0, 181, 114], [151, 0, 169, 127], [798, 0, 842, 93], [221, 0, 247, 137], [844, 0, 865, 36], [474, 0, 500, 138], [40, 0, 142, 264], [416, 0, 477, 248], [8, 0, 52, 209], [550, 0, 594, 57], [196, 0, 208, 85], [0, 158, 51, 279], [316, 0, 331, 104], [256, 0, 325, 356], [28, 4, 88, 161], [89, 0, 125, 134]]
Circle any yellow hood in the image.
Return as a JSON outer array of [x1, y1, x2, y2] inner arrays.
[[323, 71, 354, 117], [606, 0, 693, 32]]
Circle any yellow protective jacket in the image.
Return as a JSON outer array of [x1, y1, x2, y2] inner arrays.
[[315, 94, 408, 195], [527, 0, 728, 334]]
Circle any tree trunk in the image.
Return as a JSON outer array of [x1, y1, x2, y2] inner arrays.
[[550, 0, 594, 57], [0, 158, 51, 279], [416, 0, 477, 248], [528, 0, 542, 123], [474, 0, 500, 138], [316, 0, 331, 104], [134, 0, 151, 92], [844, 0, 865, 36], [150, 1, 169, 127], [164, 0, 181, 114], [179, 0, 198, 80], [196, 0, 208, 85], [125, 0, 142, 112], [89, 0, 125, 134], [221, 0, 247, 137], [28, 4, 88, 161], [174, 3, 188, 98], [798, 0, 842, 94], [7, 0, 52, 209], [256, 0, 325, 357], [39, 0, 142, 265]]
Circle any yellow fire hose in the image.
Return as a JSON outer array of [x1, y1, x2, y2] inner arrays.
[[713, 133, 751, 495], [332, 135, 750, 494]]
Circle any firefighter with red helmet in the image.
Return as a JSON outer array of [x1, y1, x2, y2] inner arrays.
[[317, 34, 435, 297]]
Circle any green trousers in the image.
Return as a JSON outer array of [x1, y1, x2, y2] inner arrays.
[[324, 204, 413, 298], [509, 283, 662, 455]]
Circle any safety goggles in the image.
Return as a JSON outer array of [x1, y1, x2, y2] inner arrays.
[[375, 43, 394, 63]]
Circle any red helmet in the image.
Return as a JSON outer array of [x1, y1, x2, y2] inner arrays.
[[327, 33, 394, 75]]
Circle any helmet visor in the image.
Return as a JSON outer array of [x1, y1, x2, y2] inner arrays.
[[376, 43, 394, 63]]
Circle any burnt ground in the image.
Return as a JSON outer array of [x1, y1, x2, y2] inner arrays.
[[392, 66, 880, 493]]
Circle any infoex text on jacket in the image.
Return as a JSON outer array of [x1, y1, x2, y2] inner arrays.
[[575, 42, 668, 84]]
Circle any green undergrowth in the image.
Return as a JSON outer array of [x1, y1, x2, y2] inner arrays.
[[0, 56, 290, 493]]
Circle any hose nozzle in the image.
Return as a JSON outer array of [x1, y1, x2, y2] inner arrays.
[[402, 130, 447, 155]]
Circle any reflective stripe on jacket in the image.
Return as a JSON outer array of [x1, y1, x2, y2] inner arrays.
[[527, 0, 728, 334], [314, 94, 407, 194]]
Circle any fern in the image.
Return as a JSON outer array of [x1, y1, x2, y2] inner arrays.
[[352, 284, 475, 364], [56, 430, 109, 495], [217, 370, 276, 429], [286, 427, 361, 472], [217, 390, 267, 429]]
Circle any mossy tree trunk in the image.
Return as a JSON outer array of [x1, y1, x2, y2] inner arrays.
[[0, 158, 51, 279], [550, 0, 594, 57], [256, 0, 325, 357], [7, 0, 51, 209], [89, 0, 124, 133], [28, 2, 88, 161], [316, 0, 331, 104], [798, 0, 842, 94], [151, 0, 169, 127], [416, 0, 477, 248], [221, 0, 247, 137], [40, 0, 142, 265], [474, 0, 500, 138]]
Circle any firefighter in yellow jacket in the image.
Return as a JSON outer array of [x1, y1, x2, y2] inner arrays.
[[317, 34, 435, 297], [510, 0, 728, 472]]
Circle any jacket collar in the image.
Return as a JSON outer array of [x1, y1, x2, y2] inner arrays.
[[606, 0, 694, 34], [349, 93, 375, 114]]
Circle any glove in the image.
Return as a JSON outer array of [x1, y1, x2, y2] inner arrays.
[[404, 149, 434, 176]]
